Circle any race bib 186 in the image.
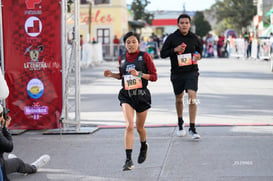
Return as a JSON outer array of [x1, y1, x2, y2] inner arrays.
[[124, 75, 143, 90]]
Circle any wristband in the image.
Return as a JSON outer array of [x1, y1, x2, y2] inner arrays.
[[138, 72, 143, 78]]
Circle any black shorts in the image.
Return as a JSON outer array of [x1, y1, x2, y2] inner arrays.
[[171, 71, 199, 95], [118, 88, 151, 113]]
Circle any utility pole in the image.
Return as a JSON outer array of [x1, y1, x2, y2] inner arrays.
[[87, 0, 94, 42]]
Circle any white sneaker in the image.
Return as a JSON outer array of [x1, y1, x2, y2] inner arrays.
[[8, 153, 17, 159], [189, 128, 201, 139], [31, 154, 50, 169], [176, 127, 186, 137]]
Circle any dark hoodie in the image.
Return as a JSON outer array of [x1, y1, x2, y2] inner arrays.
[[0, 126, 13, 181], [160, 29, 203, 74]]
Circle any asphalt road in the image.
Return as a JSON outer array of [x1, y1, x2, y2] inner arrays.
[[6, 57, 273, 181], [78, 57, 273, 127]]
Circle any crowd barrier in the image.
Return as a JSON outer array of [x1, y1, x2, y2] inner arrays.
[[257, 39, 271, 60], [71, 40, 273, 72], [101, 44, 124, 61], [228, 38, 271, 61], [229, 38, 246, 58], [81, 42, 104, 67], [66, 42, 120, 68], [65, 42, 104, 69], [227, 37, 272, 72]]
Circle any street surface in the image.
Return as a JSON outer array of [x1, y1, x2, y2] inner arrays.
[[7, 57, 273, 181], [79, 58, 273, 127]]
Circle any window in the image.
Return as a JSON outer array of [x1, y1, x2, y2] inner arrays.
[[94, 0, 110, 5], [80, 0, 88, 4], [97, 28, 110, 44], [81, 0, 110, 5]]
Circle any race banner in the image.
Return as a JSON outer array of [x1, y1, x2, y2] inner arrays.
[[2, 0, 62, 129]]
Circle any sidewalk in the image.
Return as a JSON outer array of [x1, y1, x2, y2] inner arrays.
[[8, 126, 273, 181]]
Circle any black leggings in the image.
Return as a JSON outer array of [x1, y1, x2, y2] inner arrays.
[[5, 158, 37, 175]]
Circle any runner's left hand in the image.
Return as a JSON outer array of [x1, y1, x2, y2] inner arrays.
[[128, 69, 138, 76]]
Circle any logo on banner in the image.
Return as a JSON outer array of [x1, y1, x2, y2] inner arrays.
[[24, 102, 48, 120], [27, 78, 44, 99], [29, 49, 39, 61], [24, 45, 48, 70], [26, 0, 42, 9], [25, 16, 42, 37], [25, 0, 42, 15]]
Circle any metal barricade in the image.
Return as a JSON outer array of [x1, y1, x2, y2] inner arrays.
[[259, 38, 271, 60], [102, 43, 124, 61], [271, 55, 273, 72], [229, 38, 246, 58], [81, 42, 103, 67], [251, 37, 271, 60]]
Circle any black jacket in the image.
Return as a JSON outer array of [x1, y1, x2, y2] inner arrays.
[[0, 127, 13, 181], [160, 30, 203, 74]]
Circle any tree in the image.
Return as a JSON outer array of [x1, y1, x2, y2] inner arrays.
[[212, 0, 256, 33], [131, 0, 154, 25], [193, 11, 211, 37]]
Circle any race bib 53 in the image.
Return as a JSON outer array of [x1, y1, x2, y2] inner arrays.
[[177, 53, 192, 66]]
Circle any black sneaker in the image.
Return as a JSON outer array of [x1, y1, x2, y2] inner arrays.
[[138, 143, 149, 164], [123, 159, 134, 171]]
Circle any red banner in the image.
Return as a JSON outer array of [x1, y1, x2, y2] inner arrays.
[[2, 0, 62, 130]]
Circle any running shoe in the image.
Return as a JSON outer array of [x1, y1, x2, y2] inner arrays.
[[176, 127, 186, 137], [123, 159, 134, 171], [138, 143, 149, 164], [31, 154, 50, 169], [189, 128, 201, 139]]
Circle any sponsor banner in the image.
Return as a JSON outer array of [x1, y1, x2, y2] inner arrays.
[[2, 0, 62, 129]]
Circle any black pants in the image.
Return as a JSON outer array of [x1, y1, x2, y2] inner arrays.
[[5, 158, 37, 175]]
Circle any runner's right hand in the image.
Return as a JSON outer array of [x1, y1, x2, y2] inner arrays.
[[104, 70, 112, 77]]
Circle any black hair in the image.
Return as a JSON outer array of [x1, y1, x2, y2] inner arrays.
[[177, 14, 191, 24], [123, 32, 140, 43]]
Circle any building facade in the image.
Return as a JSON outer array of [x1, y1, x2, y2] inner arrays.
[[151, 11, 196, 37], [79, 0, 130, 44], [255, 0, 273, 36]]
